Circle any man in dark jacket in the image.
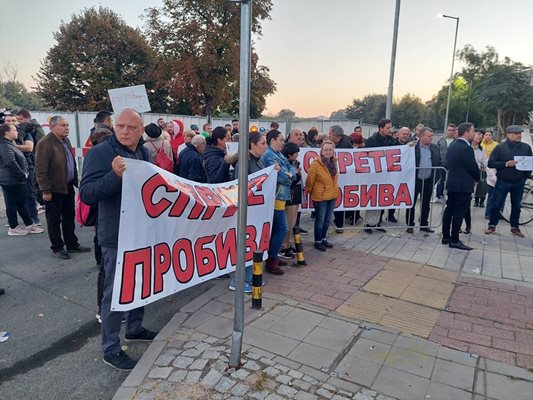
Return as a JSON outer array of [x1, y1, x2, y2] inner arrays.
[[177, 135, 206, 182], [406, 128, 440, 233], [35, 116, 90, 259], [328, 125, 352, 232], [80, 109, 157, 371], [441, 122, 480, 250], [364, 118, 396, 233], [485, 125, 532, 237]]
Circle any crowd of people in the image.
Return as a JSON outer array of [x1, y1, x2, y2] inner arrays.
[[1, 107, 532, 370]]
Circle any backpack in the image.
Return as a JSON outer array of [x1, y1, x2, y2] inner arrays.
[[75, 193, 97, 227], [150, 140, 173, 172]]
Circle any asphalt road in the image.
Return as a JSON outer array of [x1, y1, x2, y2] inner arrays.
[[0, 210, 213, 400]]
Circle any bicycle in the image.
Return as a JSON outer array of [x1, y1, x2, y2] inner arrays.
[[499, 177, 533, 225]]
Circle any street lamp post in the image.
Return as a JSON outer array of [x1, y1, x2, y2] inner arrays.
[[437, 13, 460, 133], [386, 0, 401, 120], [227, 0, 252, 369]]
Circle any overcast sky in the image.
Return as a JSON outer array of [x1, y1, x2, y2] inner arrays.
[[4, 0, 533, 117]]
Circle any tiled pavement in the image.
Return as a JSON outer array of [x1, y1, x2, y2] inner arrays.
[[314, 203, 533, 284], [114, 283, 533, 400], [110, 180, 533, 399]]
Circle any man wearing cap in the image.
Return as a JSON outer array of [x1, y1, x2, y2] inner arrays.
[[190, 124, 200, 135], [485, 125, 532, 238]]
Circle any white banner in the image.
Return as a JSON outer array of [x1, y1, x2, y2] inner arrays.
[[112, 160, 277, 311], [298, 145, 416, 211]]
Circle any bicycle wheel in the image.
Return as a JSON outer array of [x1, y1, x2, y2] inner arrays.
[[499, 180, 533, 225]]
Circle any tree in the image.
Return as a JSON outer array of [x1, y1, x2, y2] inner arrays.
[[476, 61, 533, 140], [144, 0, 276, 118], [329, 109, 346, 120], [345, 94, 387, 124], [276, 109, 296, 121], [393, 94, 428, 128], [0, 63, 46, 110], [35, 7, 160, 111]]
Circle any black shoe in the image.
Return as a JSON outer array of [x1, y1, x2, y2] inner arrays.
[[125, 327, 158, 342], [479, 200, 484, 207], [53, 249, 70, 260], [406, 227, 414, 234], [298, 227, 309, 235], [463, 227, 471, 235], [314, 242, 327, 252], [103, 350, 137, 371], [375, 227, 387, 233], [388, 215, 398, 223], [67, 245, 91, 253], [278, 249, 295, 260], [449, 241, 473, 251], [441, 238, 449, 245], [364, 225, 373, 234], [420, 228, 435, 233], [0, 288, 4, 296], [322, 240, 334, 248]]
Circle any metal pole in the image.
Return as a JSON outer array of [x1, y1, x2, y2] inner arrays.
[[465, 81, 472, 122], [443, 16, 459, 132], [229, 0, 252, 369], [386, 0, 401, 120]]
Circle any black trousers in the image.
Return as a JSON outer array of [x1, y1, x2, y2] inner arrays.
[[2, 184, 33, 229], [45, 185, 79, 251], [406, 178, 433, 227], [442, 192, 471, 243]]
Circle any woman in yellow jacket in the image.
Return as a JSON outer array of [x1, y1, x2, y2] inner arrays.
[[305, 140, 339, 251]]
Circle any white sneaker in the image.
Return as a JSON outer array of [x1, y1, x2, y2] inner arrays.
[[26, 224, 44, 234], [8, 226, 29, 236]]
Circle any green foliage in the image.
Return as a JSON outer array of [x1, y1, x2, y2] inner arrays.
[[144, 0, 276, 118], [0, 80, 46, 110], [345, 94, 387, 124], [35, 7, 160, 112], [276, 109, 296, 121], [329, 109, 347, 120], [393, 94, 428, 128]]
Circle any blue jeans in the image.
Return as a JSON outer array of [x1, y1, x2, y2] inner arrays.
[[314, 199, 336, 242], [485, 186, 494, 218], [268, 209, 288, 259], [489, 178, 526, 228], [230, 265, 253, 287], [101, 247, 144, 356]]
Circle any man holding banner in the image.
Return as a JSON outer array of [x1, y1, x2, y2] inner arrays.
[[80, 109, 157, 371]]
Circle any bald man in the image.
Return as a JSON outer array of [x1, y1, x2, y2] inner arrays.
[[80, 109, 157, 371]]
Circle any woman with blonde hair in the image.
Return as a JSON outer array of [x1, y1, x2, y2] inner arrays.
[[305, 140, 339, 251]]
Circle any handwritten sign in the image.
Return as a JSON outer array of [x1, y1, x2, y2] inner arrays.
[[108, 84, 151, 114], [514, 156, 533, 171]]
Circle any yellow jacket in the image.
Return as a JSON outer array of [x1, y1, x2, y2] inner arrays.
[[305, 156, 339, 202], [481, 139, 498, 157]]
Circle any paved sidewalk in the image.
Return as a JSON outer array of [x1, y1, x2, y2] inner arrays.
[[114, 282, 533, 400], [111, 189, 533, 400], [313, 203, 533, 283]]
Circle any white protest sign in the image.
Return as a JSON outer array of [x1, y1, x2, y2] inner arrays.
[[108, 84, 151, 114], [298, 145, 416, 211], [514, 156, 533, 171], [226, 142, 239, 155], [111, 161, 277, 311]]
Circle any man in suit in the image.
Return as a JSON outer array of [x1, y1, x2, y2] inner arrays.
[[406, 128, 440, 234], [441, 122, 480, 250]]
